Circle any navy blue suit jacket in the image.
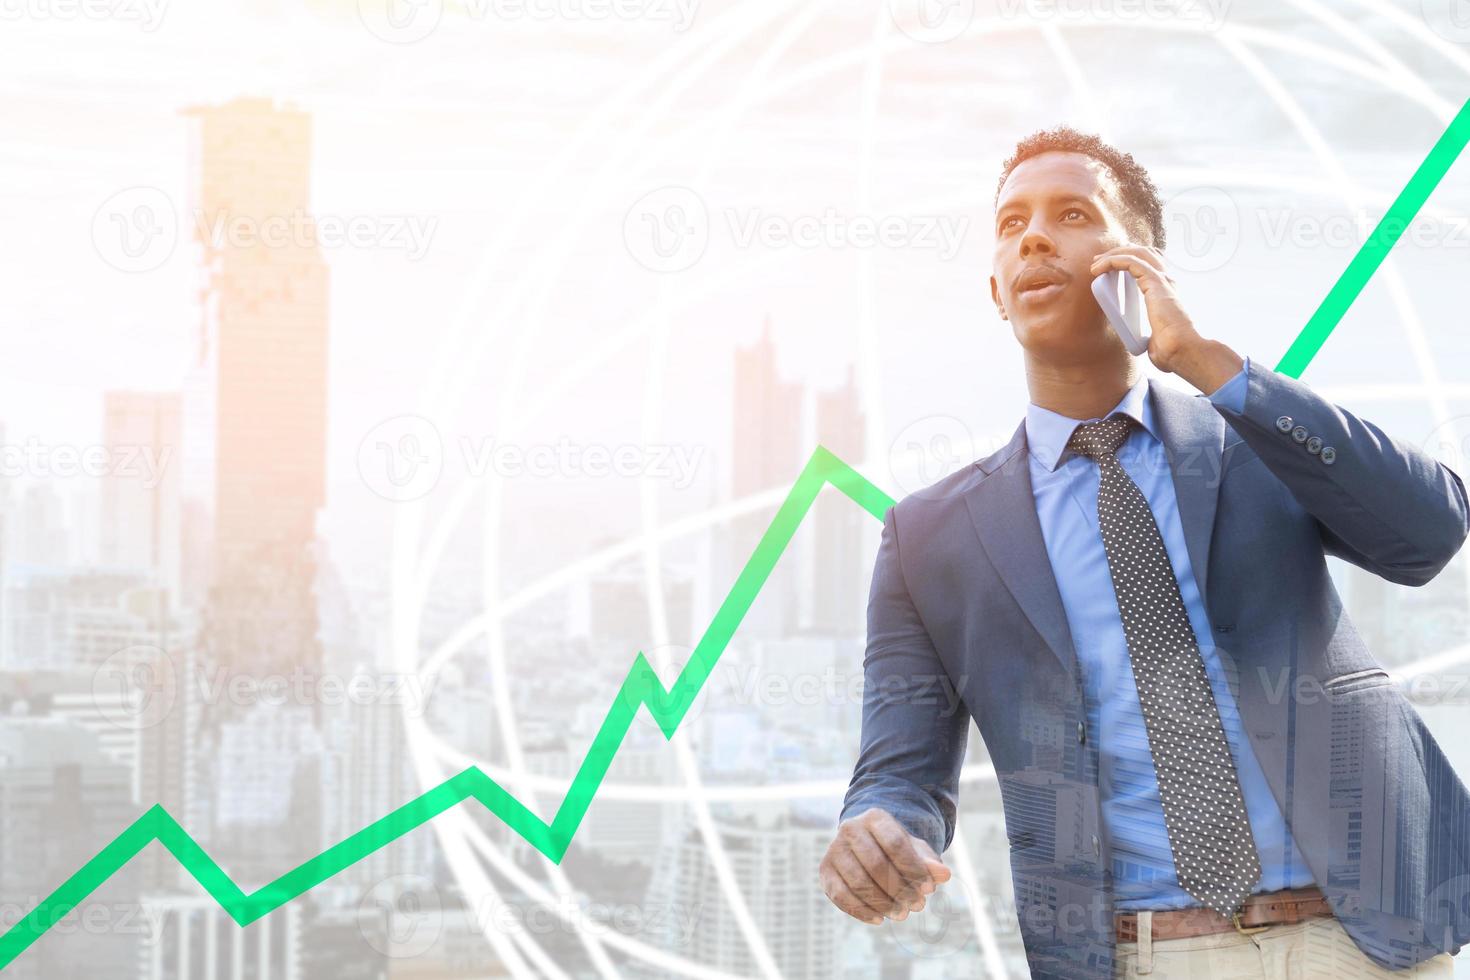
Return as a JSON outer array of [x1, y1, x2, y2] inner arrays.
[[840, 364, 1470, 976]]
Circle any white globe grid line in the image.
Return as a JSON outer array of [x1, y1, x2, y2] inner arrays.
[[386, 3, 1470, 977]]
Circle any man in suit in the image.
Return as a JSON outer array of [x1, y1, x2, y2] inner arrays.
[[820, 126, 1470, 977]]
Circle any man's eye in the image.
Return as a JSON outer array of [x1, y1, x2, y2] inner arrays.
[[1063, 208, 1086, 220], [1000, 216, 1021, 231]]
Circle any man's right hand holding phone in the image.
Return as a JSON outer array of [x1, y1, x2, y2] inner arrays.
[[818, 808, 952, 925]]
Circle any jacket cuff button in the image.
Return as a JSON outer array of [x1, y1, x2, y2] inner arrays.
[[1275, 415, 1293, 432]]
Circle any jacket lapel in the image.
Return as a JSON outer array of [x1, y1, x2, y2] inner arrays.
[[963, 418, 1080, 683], [1148, 378, 1228, 604], [962, 379, 1230, 680]]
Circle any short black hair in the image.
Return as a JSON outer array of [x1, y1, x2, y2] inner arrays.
[[994, 126, 1166, 250]]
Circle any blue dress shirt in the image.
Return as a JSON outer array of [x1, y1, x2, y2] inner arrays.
[[1024, 355, 1316, 910]]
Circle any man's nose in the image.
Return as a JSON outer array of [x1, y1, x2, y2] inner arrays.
[[1020, 227, 1055, 257]]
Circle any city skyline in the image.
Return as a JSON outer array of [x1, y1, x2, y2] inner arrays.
[[5, 2, 1470, 977]]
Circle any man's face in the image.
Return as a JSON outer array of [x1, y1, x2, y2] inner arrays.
[[990, 151, 1138, 357]]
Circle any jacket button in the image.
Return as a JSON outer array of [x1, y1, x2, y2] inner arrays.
[[1275, 415, 1293, 432], [1291, 425, 1309, 443], [1077, 720, 1086, 744], [1321, 446, 1336, 465], [1306, 435, 1323, 454]]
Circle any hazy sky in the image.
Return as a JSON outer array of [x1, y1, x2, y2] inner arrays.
[[4, 0, 1470, 576]]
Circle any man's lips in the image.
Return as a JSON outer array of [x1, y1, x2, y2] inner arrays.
[[1015, 267, 1070, 300], [1016, 276, 1069, 303]]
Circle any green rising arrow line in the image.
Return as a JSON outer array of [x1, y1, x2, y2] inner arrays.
[[2, 99, 1468, 972], [1275, 96, 1470, 377], [0, 446, 896, 970]]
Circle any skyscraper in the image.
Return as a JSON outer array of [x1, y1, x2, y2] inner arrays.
[[139, 893, 301, 980], [731, 317, 803, 637], [101, 391, 182, 606], [1, 568, 153, 671], [810, 363, 866, 635], [0, 717, 140, 980], [183, 97, 328, 679], [319, 679, 432, 889], [642, 805, 840, 979], [176, 97, 331, 891], [11, 483, 68, 569]]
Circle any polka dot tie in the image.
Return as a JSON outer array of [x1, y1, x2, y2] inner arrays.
[[1066, 413, 1263, 921]]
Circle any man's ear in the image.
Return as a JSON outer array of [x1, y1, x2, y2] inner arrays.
[[989, 273, 1007, 321]]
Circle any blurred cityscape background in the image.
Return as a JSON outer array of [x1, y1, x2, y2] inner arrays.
[[3, 0, 1470, 976]]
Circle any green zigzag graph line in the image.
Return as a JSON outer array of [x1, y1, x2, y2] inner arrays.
[[2, 97, 1468, 972]]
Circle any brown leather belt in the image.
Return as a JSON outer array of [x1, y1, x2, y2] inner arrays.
[[1115, 886, 1333, 943]]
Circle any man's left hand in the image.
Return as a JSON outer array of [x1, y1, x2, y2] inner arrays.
[[1090, 244, 1243, 395], [1089, 244, 1201, 373]]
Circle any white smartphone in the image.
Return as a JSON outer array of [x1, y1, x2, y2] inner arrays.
[[1090, 269, 1150, 356]]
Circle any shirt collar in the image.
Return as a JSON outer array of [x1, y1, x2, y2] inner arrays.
[[1025, 374, 1156, 473]]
